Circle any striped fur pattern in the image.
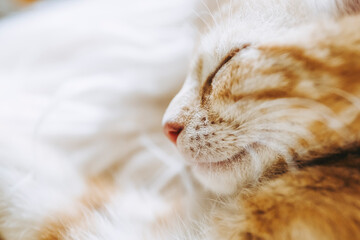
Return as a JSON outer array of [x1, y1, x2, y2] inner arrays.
[[163, 0, 360, 239]]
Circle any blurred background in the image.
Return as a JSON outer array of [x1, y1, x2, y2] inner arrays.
[[0, 0, 37, 17], [0, 0, 201, 238]]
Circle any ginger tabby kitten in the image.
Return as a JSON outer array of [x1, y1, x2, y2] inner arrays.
[[163, 0, 360, 239]]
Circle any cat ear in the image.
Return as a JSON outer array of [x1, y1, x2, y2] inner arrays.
[[336, 0, 360, 15]]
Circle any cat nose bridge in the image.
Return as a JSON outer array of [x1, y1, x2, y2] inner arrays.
[[163, 79, 199, 144]]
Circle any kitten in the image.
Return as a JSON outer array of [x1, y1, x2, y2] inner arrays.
[[1, 0, 360, 239], [163, 0, 360, 238]]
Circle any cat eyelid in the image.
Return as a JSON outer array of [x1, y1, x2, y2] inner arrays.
[[201, 44, 250, 99]]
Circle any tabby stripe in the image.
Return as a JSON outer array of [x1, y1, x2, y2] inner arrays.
[[201, 44, 250, 104]]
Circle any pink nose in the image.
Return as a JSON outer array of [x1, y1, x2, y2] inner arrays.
[[163, 122, 183, 145]]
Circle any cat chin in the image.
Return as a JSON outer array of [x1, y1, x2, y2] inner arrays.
[[190, 158, 265, 195], [192, 167, 238, 195]]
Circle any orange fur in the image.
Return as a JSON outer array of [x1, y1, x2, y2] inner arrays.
[[212, 155, 360, 240], [164, 2, 360, 239], [39, 178, 115, 240], [205, 10, 360, 240]]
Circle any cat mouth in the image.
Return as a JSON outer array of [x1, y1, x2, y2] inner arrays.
[[193, 149, 247, 169]]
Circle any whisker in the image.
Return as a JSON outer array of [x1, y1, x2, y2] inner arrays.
[[229, 0, 233, 19], [194, 145, 202, 161], [230, 97, 351, 139], [199, 0, 219, 28], [327, 87, 360, 111], [215, 0, 221, 14], [324, 87, 360, 123], [254, 138, 294, 165], [249, 125, 313, 137], [246, 145, 263, 179], [192, 9, 212, 32]]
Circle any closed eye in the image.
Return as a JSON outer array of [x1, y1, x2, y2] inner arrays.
[[201, 44, 250, 100]]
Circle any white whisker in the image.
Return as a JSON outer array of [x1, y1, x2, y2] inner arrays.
[[199, 0, 219, 27], [229, 0, 233, 19], [192, 9, 212, 31], [324, 87, 360, 123], [215, 0, 222, 15]]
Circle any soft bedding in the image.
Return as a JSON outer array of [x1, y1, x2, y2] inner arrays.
[[0, 1, 207, 239]]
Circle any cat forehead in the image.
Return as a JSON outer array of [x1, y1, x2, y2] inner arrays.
[[194, 24, 278, 82], [196, 8, 296, 73], [196, 0, 339, 60], [195, 26, 252, 76]]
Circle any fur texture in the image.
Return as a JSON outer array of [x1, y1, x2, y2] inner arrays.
[[163, 0, 360, 194], [2, 0, 360, 239], [163, 0, 360, 239]]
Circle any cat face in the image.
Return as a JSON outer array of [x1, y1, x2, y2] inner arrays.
[[163, 0, 360, 194]]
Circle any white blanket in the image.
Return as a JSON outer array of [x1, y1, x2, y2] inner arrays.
[[0, 1, 209, 239]]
